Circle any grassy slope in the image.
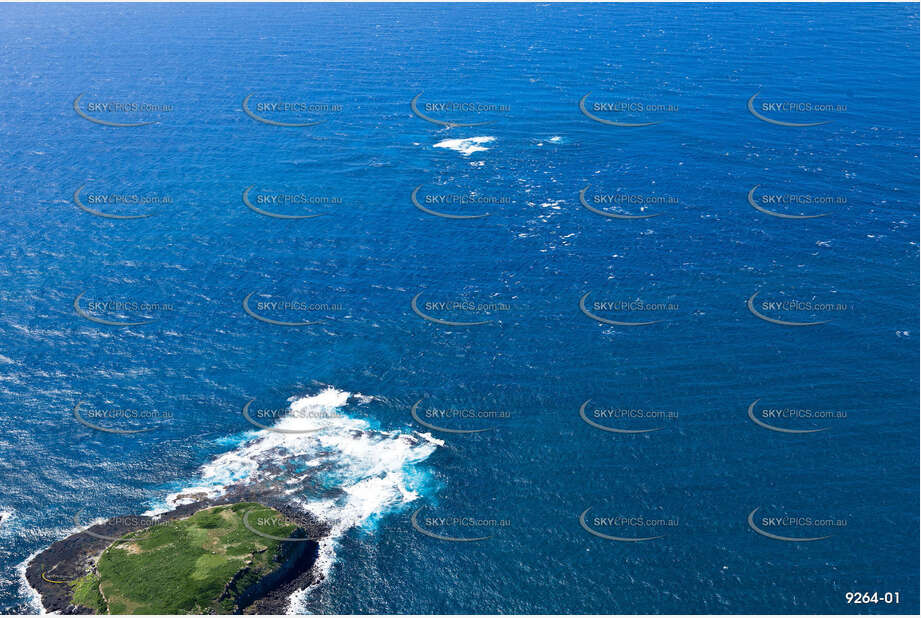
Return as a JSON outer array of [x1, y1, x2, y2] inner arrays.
[[73, 502, 296, 614], [69, 572, 105, 613]]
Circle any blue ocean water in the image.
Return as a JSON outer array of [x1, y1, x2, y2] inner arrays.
[[0, 2, 918, 614]]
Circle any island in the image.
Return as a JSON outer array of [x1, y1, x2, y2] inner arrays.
[[26, 500, 326, 614]]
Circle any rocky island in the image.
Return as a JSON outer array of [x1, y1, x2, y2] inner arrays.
[[26, 499, 326, 614]]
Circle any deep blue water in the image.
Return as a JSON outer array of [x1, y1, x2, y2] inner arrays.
[[0, 2, 918, 614]]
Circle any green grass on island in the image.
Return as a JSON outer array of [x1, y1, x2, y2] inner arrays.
[[68, 502, 300, 614]]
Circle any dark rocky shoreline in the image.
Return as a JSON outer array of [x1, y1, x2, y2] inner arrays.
[[25, 491, 328, 615]]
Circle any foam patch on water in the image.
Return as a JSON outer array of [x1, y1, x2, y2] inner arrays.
[[146, 386, 442, 610], [0, 509, 13, 534], [433, 136, 495, 156]]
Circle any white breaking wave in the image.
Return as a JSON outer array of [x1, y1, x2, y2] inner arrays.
[[5, 510, 47, 614], [16, 548, 46, 615], [433, 136, 495, 156], [146, 386, 443, 612]]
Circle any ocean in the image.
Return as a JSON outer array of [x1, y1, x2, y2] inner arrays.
[[0, 2, 918, 614]]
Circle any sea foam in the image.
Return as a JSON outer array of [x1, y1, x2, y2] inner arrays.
[[433, 136, 495, 156], [148, 386, 442, 610]]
